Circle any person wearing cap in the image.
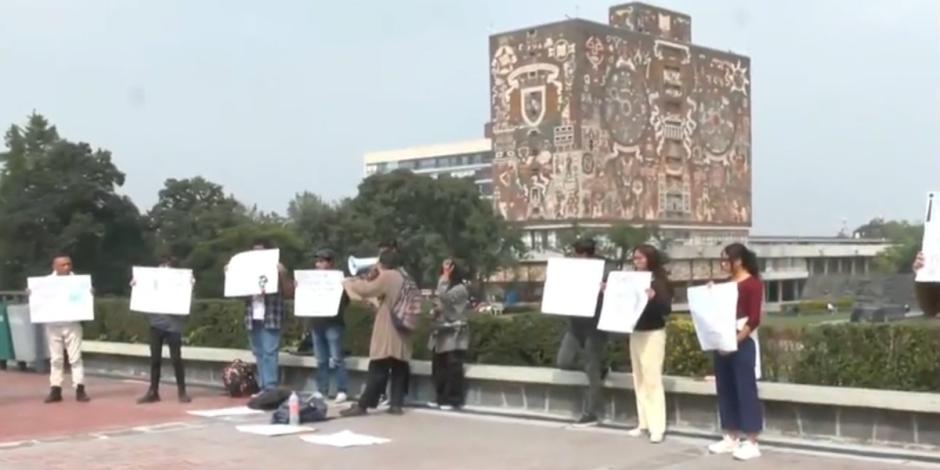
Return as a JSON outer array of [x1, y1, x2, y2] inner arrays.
[[305, 249, 351, 404], [555, 237, 611, 427]]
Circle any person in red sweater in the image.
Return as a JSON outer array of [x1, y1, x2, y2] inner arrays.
[[707, 242, 764, 461]]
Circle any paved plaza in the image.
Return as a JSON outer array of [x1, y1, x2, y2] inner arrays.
[[1, 371, 937, 469]]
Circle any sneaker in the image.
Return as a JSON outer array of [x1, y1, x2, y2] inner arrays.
[[649, 434, 664, 444], [427, 401, 440, 409], [339, 405, 368, 418], [44, 386, 63, 404], [387, 406, 404, 416], [627, 427, 645, 438], [571, 414, 599, 428], [76, 384, 91, 403], [137, 389, 161, 404], [732, 441, 761, 461], [178, 391, 192, 404], [440, 405, 454, 411], [333, 392, 348, 404], [378, 395, 390, 408], [708, 435, 739, 454]]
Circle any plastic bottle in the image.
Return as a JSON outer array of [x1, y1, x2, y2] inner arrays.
[[288, 391, 300, 426]]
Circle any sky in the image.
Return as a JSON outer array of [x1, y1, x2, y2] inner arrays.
[[1, 0, 938, 236]]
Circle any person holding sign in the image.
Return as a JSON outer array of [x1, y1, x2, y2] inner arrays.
[[913, 252, 940, 317], [555, 237, 610, 427], [626, 245, 672, 444], [428, 259, 470, 410], [707, 243, 764, 461], [238, 239, 294, 394], [40, 254, 91, 403], [304, 249, 351, 404], [135, 257, 194, 404]]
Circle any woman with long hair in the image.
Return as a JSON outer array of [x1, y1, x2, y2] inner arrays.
[[428, 259, 471, 410], [626, 244, 672, 444], [707, 242, 764, 461]]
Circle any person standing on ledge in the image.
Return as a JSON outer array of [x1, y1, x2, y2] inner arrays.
[[913, 252, 940, 317], [555, 237, 610, 427], [136, 256, 193, 404], [42, 254, 91, 403], [707, 242, 764, 461]]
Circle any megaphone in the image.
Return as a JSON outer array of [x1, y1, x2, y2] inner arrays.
[[348, 256, 379, 276]]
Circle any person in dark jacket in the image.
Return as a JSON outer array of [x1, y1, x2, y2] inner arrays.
[[555, 237, 610, 427], [626, 244, 672, 443], [136, 257, 193, 404], [428, 259, 470, 410], [306, 249, 351, 404]]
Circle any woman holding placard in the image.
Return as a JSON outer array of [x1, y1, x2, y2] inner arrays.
[[707, 243, 764, 461], [626, 244, 672, 444]]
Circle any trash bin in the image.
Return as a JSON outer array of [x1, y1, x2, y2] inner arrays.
[[7, 304, 48, 373], [0, 303, 15, 369]]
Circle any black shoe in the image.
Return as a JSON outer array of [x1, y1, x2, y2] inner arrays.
[[137, 389, 160, 404], [339, 405, 368, 418], [600, 367, 610, 381], [44, 386, 63, 403], [178, 390, 192, 403], [387, 406, 404, 416], [76, 384, 91, 403], [572, 414, 599, 428]]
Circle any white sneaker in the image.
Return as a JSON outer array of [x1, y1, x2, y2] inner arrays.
[[649, 434, 664, 444], [427, 401, 440, 409], [333, 392, 348, 404], [440, 405, 454, 411], [732, 441, 761, 461], [627, 428, 645, 438], [708, 435, 739, 454], [312, 392, 324, 400]]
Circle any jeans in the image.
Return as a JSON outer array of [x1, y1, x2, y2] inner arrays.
[[358, 358, 409, 409], [714, 337, 763, 434], [432, 350, 466, 407], [248, 323, 281, 391], [556, 328, 607, 417], [312, 325, 348, 395], [148, 327, 186, 393]]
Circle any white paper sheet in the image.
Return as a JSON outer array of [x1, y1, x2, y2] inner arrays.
[[225, 249, 280, 297], [27, 275, 94, 323], [597, 271, 652, 334], [294, 270, 345, 317], [130, 267, 193, 315], [540, 258, 605, 318], [917, 191, 940, 282], [187, 406, 264, 418], [299, 430, 390, 448], [236, 424, 316, 436], [687, 282, 739, 352]]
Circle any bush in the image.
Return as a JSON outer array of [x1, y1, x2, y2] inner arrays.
[[84, 299, 940, 392]]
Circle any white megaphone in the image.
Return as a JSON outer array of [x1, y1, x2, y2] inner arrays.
[[348, 256, 379, 276]]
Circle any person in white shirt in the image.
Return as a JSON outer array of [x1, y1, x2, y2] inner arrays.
[[42, 254, 91, 403]]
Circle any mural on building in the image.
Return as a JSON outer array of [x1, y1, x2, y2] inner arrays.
[[489, 9, 751, 227]]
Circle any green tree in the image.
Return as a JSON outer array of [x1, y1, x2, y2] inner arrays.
[[853, 218, 922, 273], [0, 113, 149, 293], [607, 223, 660, 268]]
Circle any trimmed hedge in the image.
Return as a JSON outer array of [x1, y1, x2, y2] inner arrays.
[[86, 299, 940, 392]]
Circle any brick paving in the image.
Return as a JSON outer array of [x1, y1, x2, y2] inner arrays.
[[1, 373, 936, 470]]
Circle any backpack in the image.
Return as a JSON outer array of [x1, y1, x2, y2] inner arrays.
[[389, 269, 422, 334], [271, 394, 329, 424], [221, 360, 259, 398]]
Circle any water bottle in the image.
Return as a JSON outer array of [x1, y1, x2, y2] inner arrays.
[[288, 391, 300, 426]]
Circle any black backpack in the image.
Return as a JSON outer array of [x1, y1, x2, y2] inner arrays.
[[221, 360, 259, 398], [271, 394, 329, 424]]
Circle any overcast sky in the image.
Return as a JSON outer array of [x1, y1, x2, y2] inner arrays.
[[1, 0, 937, 235]]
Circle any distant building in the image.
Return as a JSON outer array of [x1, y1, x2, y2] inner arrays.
[[363, 138, 495, 198]]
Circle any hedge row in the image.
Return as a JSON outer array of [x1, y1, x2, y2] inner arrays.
[[86, 299, 940, 392]]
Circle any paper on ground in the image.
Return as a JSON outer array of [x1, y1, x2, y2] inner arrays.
[[130, 266, 193, 315], [299, 430, 390, 448], [917, 192, 940, 282], [294, 270, 345, 317], [27, 275, 94, 323], [540, 258, 605, 318], [687, 282, 738, 352], [225, 249, 280, 297], [187, 406, 264, 418], [597, 271, 652, 334], [236, 424, 316, 436]]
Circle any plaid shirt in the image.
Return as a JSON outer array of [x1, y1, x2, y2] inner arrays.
[[244, 293, 286, 330]]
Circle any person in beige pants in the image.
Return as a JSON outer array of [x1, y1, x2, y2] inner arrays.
[[42, 255, 91, 403], [626, 245, 672, 443]]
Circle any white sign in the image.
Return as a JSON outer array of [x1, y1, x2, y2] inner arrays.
[[187, 406, 264, 418], [236, 424, 316, 436], [130, 267, 193, 315], [917, 192, 940, 282], [540, 258, 605, 318], [294, 270, 345, 318], [597, 271, 652, 334], [687, 282, 739, 352], [224, 249, 280, 297], [299, 430, 391, 448], [27, 275, 94, 323]]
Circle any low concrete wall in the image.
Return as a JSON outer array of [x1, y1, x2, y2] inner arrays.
[[81, 341, 940, 455]]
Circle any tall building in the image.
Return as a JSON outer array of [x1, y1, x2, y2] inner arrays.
[[363, 138, 495, 198], [489, 2, 752, 240]]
